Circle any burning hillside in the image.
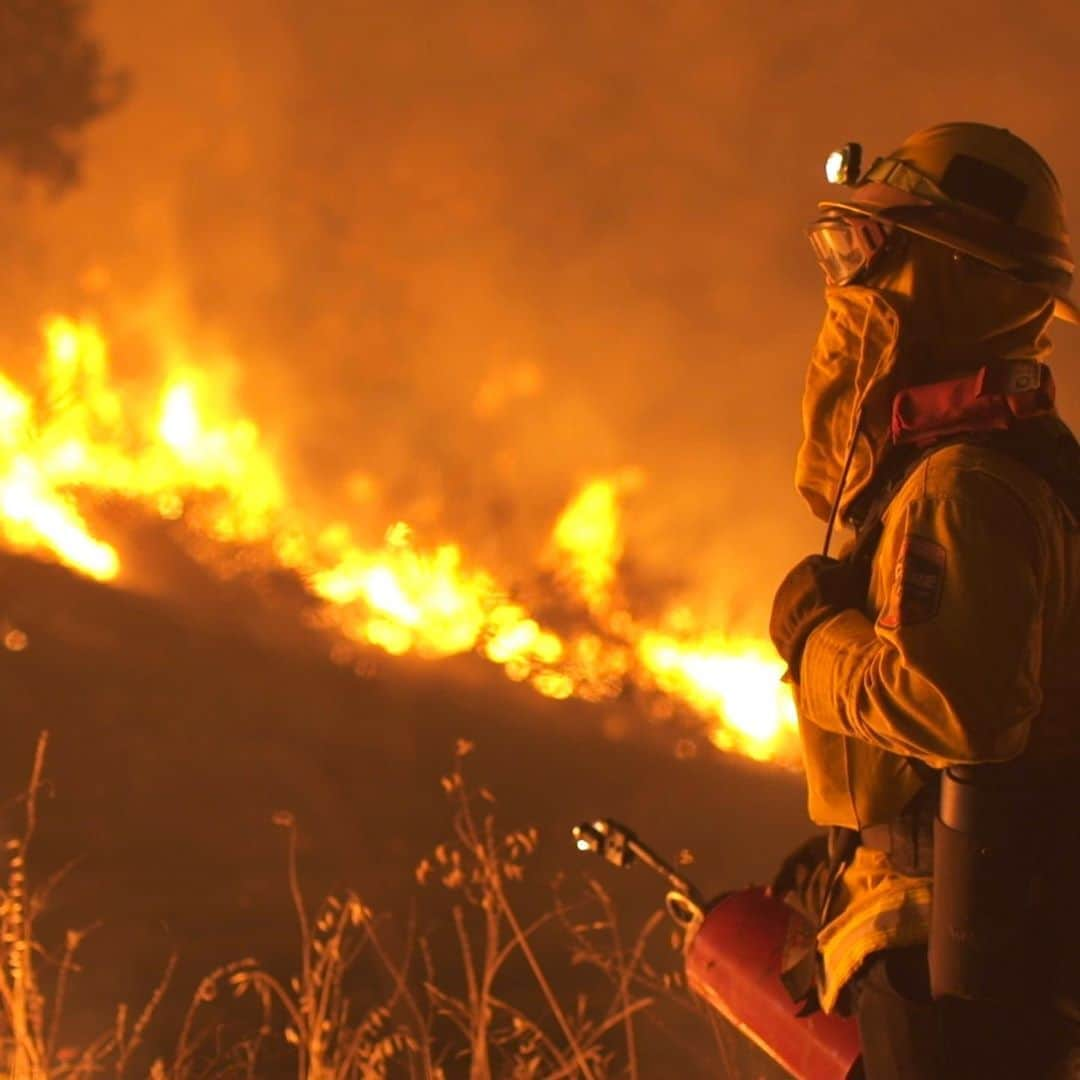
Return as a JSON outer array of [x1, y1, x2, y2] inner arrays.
[[0, 315, 796, 761], [0, 537, 807, 1079]]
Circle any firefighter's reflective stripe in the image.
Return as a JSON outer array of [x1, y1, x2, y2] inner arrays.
[[814, 848, 933, 1012]]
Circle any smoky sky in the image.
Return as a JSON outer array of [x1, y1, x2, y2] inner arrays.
[[5, 0, 1080, 631]]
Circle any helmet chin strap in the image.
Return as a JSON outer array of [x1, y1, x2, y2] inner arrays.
[[822, 406, 864, 558]]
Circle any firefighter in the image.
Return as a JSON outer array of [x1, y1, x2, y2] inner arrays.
[[768, 122, 1080, 1078]]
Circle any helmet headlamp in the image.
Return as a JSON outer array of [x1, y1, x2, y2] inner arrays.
[[825, 142, 863, 186]]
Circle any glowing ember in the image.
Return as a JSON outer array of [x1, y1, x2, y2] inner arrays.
[[0, 315, 798, 762]]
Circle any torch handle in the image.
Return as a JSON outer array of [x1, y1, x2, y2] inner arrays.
[[626, 835, 698, 900], [573, 818, 704, 908]]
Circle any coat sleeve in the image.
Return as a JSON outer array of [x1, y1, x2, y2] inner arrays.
[[798, 463, 1047, 767]]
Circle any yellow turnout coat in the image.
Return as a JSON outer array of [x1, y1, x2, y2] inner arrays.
[[792, 241, 1080, 1011]]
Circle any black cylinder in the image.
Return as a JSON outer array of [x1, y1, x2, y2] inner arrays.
[[929, 765, 1046, 1001]]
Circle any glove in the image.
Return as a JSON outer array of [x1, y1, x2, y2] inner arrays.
[[768, 832, 830, 900], [769, 832, 833, 1014], [769, 554, 867, 680]]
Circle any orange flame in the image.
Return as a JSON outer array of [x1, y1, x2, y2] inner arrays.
[[0, 315, 798, 762], [552, 478, 624, 612]]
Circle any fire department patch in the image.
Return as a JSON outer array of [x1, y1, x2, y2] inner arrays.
[[878, 536, 946, 630]]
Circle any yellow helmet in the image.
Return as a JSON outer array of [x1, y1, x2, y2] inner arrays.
[[820, 122, 1078, 323]]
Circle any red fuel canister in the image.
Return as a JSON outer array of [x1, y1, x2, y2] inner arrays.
[[685, 887, 861, 1080]]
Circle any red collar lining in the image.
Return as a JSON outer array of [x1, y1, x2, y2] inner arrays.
[[890, 362, 1055, 447]]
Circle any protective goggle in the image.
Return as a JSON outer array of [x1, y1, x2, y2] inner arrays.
[[807, 212, 894, 286]]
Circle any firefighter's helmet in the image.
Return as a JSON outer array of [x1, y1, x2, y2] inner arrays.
[[819, 123, 1078, 323]]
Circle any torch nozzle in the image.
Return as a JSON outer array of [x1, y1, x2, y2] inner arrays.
[[571, 818, 703, 907], [572, 819, 637, 868], [572, 821, 605, 855]]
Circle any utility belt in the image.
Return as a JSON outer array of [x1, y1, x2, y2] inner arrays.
[[858, 776, 937, 877]]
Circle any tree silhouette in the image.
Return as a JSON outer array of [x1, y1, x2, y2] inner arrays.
[[0, 0, 128, 191]]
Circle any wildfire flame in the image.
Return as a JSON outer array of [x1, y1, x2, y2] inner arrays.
[[0, 316, 798, 762]]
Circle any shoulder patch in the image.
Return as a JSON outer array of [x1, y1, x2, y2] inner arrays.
[[878, 536, 946, 630]]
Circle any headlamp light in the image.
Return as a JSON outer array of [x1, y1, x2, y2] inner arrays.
[[825, 142, 863, 186]]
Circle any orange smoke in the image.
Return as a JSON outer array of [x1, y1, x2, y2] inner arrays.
[[0, 315, 797, 763]]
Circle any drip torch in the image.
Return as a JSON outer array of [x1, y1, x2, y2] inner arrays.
[[572, 819, 862, 1080]]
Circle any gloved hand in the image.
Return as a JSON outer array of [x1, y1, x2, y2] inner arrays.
[[768, 832, 830, 900], [768, 832, 834, 1013], [769, 555, 867, 681]]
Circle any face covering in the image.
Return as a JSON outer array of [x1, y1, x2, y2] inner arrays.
[[795, 235, 1056, 524], [795, 284, 901, 523]]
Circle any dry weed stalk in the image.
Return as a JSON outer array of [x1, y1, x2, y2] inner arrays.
[[239, 810, 426, 1080], [553, 877, 743, 1077], [0, 732, 175, 1079], [0, 734, 714, 1078], [412, 739, 655, 1079], [164, 814, 435, 1080], [180, 738, 663, 1078]]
